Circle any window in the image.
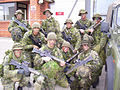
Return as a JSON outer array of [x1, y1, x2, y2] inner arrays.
[[0, 3, 15, 21], [117, 6, 120, 26]]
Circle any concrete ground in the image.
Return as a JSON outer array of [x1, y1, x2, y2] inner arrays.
[[0, 37, 106, 90]]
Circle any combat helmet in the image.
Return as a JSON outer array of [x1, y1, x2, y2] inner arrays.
[[43, 9, 53, 15], [32, 22, 41, 29], [14, 10, 24, 17], [64, 18, 73, 25], [47, 32, 57, 40], [92, 14, 102, 20], [81, 34, 94, 47], [62, 41, 71, 48], [78, 9, 88, 16], [12, 43, 23, 50]]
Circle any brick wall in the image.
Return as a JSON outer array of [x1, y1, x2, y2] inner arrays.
[[0, 0, 50, 37], [30, 0, 49, 25], [0, 21, 11, 37]]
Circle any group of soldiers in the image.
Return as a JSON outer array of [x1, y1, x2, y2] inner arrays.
[[0, 8, 108, 90]]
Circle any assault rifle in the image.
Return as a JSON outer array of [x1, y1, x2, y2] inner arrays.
[[9, 59, 47, 78], [65, 55, 94, 75], [66, 52, 80, 63], [88, 19, 105, 34], [76, 21, 88, 30], [29, 35, 42, 48], [32, 48, 69, 64], [61, 31, 74, 51], [40, 28, 48, 38], [14, 19, 30, 31]]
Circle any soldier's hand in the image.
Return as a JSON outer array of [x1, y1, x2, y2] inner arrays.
[[73, 49, 77, 53], [88, 28, 94, 33], [17, 69, 25, 75], [60, 61, 65, 66], [42, 57, 51, 62], [33, 45, 39, 49], [80, 29, 85, 34]]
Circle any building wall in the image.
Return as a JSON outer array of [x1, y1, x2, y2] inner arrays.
[[0, 0, 49, 37], [49, 0, 85, 30]]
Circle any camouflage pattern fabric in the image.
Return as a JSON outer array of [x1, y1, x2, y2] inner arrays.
[[61, 50, 72, 61], [41, 17, 63, 45], [74, 19, 92, 30], [1, 49, 31, 89], [8, 19, 31, 33], [70, 49, 103, 90], [34, 45, 69, 89], [22, 30, 46, 51], [11, 27, 23, 42], [41, 17, 60, 35], [92, 25, 108, 64], [62, 26, 81, 51]]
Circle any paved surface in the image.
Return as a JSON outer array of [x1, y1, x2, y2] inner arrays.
[[0, 37, 107, 90]]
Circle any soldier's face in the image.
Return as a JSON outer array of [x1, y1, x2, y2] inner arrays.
[[16, 14, 23, 20], [62, 46, 69, 53], [45, 11, 51, 18], [81, 14, 86, 20], [66, 23, 72, 28], [82, 44, 89, 51], [33, 28, 40, 36], [14, 49, 22, 58], [47, 39, 56, 48], [94, 18, 101, 24]]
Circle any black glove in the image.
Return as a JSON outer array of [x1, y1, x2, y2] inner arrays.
[[17, 69, 25, 75]]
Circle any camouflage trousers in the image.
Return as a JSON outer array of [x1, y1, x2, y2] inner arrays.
[[3, 82, 15, 90], [99, 49, 106, 65], [1, 75, 30, 90], [70, 77, 91, 90]]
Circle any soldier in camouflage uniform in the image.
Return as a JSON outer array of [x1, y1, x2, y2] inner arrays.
[[21, 22, 46, 67], [88, 14, 108, 65], [62, 18, 81, 53], [34, 32, 69, 89], [1, 43, 31, 90], [41, 9, 61, 36], [8, 10, 32, 42], [70, 34, 103, 90], [61, 41, 73, 61], [74, 9, 92, 35]]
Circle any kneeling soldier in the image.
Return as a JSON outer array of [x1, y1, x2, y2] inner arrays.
[[70, 34, 103, 90]]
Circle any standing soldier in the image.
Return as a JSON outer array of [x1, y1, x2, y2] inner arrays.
[[8, 10, 32, 42], [34, 32, 69, 89], [74, 9, 92, 35], [62, 19, 81, 53], [88, 14, 108, 65], [41, 9, 61, 37], [1, 43, 31, 90], [22, 22, 46, 67], [70, 34, 103, 90]]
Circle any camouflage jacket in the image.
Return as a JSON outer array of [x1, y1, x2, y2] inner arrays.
[[41, 17, 60, 35], [21, 30, 46, 51], [77, 49, 103, 76], [8, 18, 32, 33], [61, 50, 72, 62], [2, 50, 31, 80], [34, 45, 64, 79], [92, 24, 108, 53], [74, 19, 92, 30], [62, 26, 81, 50], [34, 45, 63, 67]]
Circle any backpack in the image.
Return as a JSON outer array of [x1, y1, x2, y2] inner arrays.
[[11, 27, 23, 42]]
